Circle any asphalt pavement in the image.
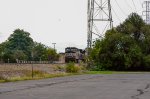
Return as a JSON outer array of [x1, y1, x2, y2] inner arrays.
[[0, 73, 150, 99]]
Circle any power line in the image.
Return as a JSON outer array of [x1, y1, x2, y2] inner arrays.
[[114, 0, 127, 16], [112, 7, 122, 23], [138, 0, 143, 11], [138, 0, 142, 5], [124, 0, 133, 11], [132, 0, 137, 12]]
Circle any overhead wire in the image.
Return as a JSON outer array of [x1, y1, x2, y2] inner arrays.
[[138, 0, 143, 10], [138, 0, 142, 5], [114, 0, 127, 16], [132, 0, 137, 12], [111, 0, 139, 28], [112, 7, 122, 23], [124, 0, 133, 11]]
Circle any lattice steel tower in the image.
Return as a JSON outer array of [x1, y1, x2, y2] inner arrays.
[[87, 0, 113, 50], [143, 1, 150, 24]]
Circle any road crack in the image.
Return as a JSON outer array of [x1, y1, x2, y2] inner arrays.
[[0, 75, 103, 95], [131, 83, 150, 99]]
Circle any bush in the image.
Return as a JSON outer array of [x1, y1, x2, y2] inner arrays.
[[0, 75, 9, 81], [54, 65, 65, 72], [143, 55, 150, 70], [33, 70, 45, 77], [66, 62, 81, 73]]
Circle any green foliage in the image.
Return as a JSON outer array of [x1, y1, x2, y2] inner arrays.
[[0, 29, 34, 62], [32, 42, 58, 61], [0, 75, 9, 81], [0, 29, 59, 62], [32, 70, 45, 77], [55, 65, 66, 72], [143, 55, 150, 70], [90, 13, 150, 71], [66, 62, 81, 73], [12, 50, 28, 60], [8, 29, 34, 51]]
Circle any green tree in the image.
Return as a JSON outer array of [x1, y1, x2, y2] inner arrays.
[[32, 42, 47, 61], [32, 42, 59, 61], [12, 50, 27, 60], [90, 13, 150, 71], [8, 29, 33, 50], [2, 29, 34, 62], [0, 29, 60, 63], [116, 13, 145, 40]]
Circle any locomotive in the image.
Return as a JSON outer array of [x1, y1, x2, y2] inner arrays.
[[65, 47, 85, 63]]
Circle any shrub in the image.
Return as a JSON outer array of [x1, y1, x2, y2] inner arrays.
[[25, 70, 46, 78], [33, 70, 45, 77], [0, 75, 9, 81], [54, 65, 65, 72], [143, 55, 150, 70], [66, 62, 81, 73]]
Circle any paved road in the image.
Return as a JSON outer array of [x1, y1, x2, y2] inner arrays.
[[0, 73, 150, 99]]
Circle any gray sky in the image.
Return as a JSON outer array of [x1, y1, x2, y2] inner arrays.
[[0, 0, 144, 52]]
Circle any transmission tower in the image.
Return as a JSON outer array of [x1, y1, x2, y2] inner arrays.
[[143, 1, 150, 24], [87, 0, 113, 50]]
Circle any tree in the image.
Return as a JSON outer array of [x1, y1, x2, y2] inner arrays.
[[8, 29, 33, 50], [116, 13, 145, 41], [12, 50, 27, 60], [32, 42, 47, 61], [90, 13, 150, 71], [32, 42, 59, 62], [0, 29, 60, 63], [1, 29, 34, 62]]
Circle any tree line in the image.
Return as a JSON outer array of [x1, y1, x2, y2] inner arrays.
[[0, 29, 59, 63], [90, 13, 150, 71]]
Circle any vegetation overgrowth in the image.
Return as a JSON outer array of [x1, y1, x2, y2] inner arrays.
[[1, 12, 150, 84], [0, 63, 85, 83], [0, 62, 149, 83], [0, 72, 73, 83], [66, 62, 82, 73], [0, 29, 59, 63], [90, 13, 150, 71]]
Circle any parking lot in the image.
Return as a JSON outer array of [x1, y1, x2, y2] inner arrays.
[[0, 73, 150, 99]]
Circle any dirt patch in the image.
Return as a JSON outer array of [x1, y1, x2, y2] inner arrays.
[[0, 64, 65, 79]]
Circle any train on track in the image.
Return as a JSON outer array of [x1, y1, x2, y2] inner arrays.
[[65, 47, 86, 63]]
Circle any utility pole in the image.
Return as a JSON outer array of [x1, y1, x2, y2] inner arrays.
[[143, 1, 150, 24], [52, 43, 56, 51], [87, 0, 113, 68], [87, 0, 113, 53]]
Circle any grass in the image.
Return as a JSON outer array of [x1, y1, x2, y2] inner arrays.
[[0, 73, 76, 83], [0, 70, 149, 83], [85, 71, 115, 74], [0, 72, 142, 83], [0, 63, 84, 83], [85, 71, 150, 74]]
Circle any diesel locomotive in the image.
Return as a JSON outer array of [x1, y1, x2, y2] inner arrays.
[[65, 47, 85, 63]]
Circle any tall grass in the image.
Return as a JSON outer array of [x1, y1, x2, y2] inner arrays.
[[66, 62, 82, 73]]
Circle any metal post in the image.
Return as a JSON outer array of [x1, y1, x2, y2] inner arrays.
[[87, 0, 113, 68], [31, 51, 34, 78], [8, 58, 9, 63], [52, 43, 56, 51], [143, 1, 150, 24], [32, 62, 33, 78], [87, 0, 113, 51]]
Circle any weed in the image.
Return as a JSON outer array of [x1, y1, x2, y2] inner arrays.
[[66, 62, 81, 73]]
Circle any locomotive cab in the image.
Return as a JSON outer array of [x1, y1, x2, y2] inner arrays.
[[65, 47, 79, 63], [65, 47, 85, 63]]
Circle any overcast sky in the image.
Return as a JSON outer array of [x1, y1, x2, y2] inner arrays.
[[0, 0, 145, 52]]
